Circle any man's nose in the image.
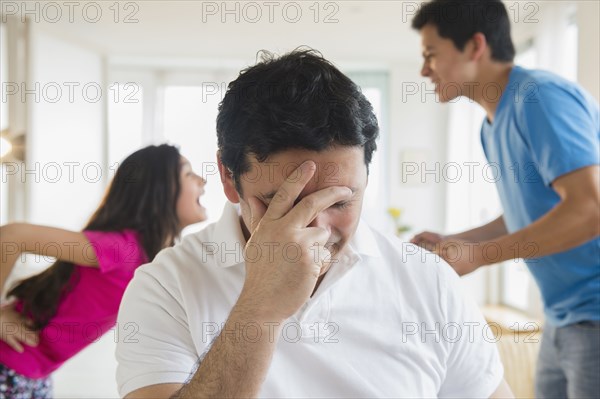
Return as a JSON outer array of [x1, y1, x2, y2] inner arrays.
[[421, 62, 431, 77]]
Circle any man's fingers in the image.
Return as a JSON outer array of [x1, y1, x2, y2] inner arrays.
[[410, 232, 427, 244], [411, 236, 437, 252], [247, 196, 267, 233], [421, 240, 439, 252], [287, 186, 353, 228], [263, 161, 317, 221], [410, 236, 422, 245], [411, 232, 444, 250]]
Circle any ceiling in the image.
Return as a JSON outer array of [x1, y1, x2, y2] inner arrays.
[[29, 1, 422, 65], [18, 0, 544, 69]]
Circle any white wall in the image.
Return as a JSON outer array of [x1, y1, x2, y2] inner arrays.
[[389, 63, 449, 234], [27, 26, 105, 227], [577, 1, 600, 102], [26, 26, 118, 398]]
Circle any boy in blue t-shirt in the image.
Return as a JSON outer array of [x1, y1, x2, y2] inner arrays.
[[410, 1, 599, 398]]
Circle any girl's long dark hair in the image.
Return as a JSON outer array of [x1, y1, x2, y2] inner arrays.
[[8, 144, 183, 329]]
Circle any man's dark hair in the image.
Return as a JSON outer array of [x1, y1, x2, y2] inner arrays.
[[216, 48, 379, 192], [412, 0, 515, 62]]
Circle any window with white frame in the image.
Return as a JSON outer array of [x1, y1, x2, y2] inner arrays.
[[107, 83, 144, 170], [347, 71, 389, 231], [162, 82, 228, 233]]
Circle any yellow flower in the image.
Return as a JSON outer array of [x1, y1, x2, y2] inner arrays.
[[387, 207, 402, 219], [388, 207, 411, 236]]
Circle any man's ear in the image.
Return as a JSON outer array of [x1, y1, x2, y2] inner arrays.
[[217, 151, 240, 204], [470, 32, 488, 61]]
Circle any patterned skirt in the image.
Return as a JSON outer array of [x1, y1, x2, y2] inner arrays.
[[0, 364, 52, 399]]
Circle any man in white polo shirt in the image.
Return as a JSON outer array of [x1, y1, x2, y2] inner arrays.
[[116, 49, 513, 398]]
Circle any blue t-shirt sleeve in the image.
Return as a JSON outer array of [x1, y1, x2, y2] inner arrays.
[[517, 82, 599, 186]]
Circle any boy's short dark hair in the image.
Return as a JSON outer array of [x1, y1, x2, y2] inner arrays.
[[216, 48, 379, 192], [412, 0, 516, 62]]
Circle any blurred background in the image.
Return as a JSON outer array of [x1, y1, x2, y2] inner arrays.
[[0, 1, 598, 397]]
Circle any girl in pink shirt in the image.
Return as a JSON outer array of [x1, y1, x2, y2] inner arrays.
[[0, 144, 207, 398]]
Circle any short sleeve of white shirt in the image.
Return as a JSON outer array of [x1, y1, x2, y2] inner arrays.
[[436, 263, 504, 398], [116, 267, 198, 397]]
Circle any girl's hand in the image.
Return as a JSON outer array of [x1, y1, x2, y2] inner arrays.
[[0, 303, 39, 352]]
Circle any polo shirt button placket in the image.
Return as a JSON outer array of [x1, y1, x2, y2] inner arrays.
[[298, 292, 331, 342]]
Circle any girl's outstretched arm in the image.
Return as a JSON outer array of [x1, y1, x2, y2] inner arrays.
[[0, 223, 99, 294]]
